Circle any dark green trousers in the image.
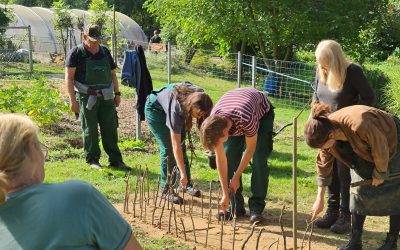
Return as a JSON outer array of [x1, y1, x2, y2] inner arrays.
[[76, 93, 122, 164], [225, 108, 274, 213], [145, 97, 191, 187]]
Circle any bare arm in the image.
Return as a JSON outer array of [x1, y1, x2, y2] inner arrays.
[[311, 186, 326, 220], [65, 67, 79, 113], [234, 135, 257, 179], [170, 132, 188, 187], [214, 141, 230, 210], [123, 234, 142, 250]]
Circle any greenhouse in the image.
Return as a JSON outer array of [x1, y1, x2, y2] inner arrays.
[[0, 4, 147, 55]]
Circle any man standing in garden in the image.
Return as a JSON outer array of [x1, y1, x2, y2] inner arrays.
[[65, 24, 129, 171]]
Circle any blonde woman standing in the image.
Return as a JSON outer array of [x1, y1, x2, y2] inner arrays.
[[312, 40, 376, 234]]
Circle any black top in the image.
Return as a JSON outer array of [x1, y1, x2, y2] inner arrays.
[[150, 35, 161, 43], [313, 63, 376, 111], [65, 45, 117, 84]]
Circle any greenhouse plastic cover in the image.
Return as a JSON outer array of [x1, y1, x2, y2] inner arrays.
[[0, 4, 147, 53]]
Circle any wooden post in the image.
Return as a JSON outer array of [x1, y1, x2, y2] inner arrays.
[[293, 117, 298, 249]]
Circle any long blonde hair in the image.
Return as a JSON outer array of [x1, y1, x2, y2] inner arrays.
[[315, 40, 350, 92], [0, 114, 39, 204]]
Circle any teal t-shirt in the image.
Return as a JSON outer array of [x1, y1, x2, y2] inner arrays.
[[0, 180, 132, 250]]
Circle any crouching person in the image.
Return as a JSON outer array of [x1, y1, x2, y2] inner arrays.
[[306, 103, 400, 250], [200, 88, 274, 223]]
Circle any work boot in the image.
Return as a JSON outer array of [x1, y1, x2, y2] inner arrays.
[[339, 229, 362, 250], [249, 211, 265, 224], [330, 211, 351, 234], [161, 186, 183, 205], [377, 233, 398, 250], [89, 160, 102, 171], [216, 208, 246, 221], [178, 183, 201, 197], [315, 208, 339, 228]]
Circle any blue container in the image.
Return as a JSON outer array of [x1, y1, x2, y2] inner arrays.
[[263, 74, 277, 96]]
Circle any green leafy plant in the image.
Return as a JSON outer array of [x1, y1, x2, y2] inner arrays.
[[0, 78, 69, 126]]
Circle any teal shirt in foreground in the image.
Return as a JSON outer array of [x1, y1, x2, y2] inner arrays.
[[0, 180, 132, 250]]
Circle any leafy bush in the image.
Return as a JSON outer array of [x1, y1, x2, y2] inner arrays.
[[0, 78, 68, 126], [294, 49, 315, 63], [364, 67, 389, 109]]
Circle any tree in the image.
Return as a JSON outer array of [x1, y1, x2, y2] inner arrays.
[[0, 5, 14, 48], [144, 0, 386, 61], [52, 0, 73, 57]]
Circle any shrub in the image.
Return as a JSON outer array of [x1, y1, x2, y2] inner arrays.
[[0, 78, 68, 126], [363, 67, 389, 109]]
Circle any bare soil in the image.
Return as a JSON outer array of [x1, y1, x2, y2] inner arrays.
[[116, 190, 340, 250]]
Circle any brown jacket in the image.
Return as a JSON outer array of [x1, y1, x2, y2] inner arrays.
[[316, 105, 398, 186]]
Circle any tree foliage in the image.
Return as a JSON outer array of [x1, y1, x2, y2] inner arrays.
[[0, 6, 14, 48], [52, 0, 73, 57], [144, 0, 390, 61]]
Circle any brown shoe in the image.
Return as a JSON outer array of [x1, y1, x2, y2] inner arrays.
[[315, 208, 339, 228], [330, 211, 351, 234]]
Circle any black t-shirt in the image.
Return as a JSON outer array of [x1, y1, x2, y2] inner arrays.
[[313, 63, 376, 111], [150, 35, 161, 43], [65, 45, 117, 84]]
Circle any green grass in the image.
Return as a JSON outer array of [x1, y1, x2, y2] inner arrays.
[[25, 61, 317, 248], [9, 60, 395, 248]]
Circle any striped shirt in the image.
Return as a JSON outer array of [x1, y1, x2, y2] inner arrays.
[[211, 88, 270, 137]]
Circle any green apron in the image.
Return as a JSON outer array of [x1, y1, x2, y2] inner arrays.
[[335, 117, 400, 215], [79, 45, 111, 90]]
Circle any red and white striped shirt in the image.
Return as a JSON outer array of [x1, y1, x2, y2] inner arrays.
[[211, 88, 270, 137]]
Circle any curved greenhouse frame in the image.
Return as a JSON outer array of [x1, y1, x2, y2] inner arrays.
[[1, 4, 147, 54]]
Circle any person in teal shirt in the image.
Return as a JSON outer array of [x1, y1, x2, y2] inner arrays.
[[0, 114, 142, 250], [145, 82, 213, 204]]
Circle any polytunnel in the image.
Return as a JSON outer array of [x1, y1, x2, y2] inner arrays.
[[0, 4, 147, 54]]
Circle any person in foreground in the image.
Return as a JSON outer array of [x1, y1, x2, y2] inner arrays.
[[0, 114, 142, 250], [145, 82, 213, 204], [312, 39, 376, 234], [305, 103, 400, 250], [200, 88, 274, 223]]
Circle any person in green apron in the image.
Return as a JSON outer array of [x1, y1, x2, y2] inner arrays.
[[305, 103, 400, 250], [145, 82, 213, 204], [65, 24, 129, 171]]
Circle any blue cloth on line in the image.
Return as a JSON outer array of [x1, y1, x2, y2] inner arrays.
[[121, 50, 141, 88]]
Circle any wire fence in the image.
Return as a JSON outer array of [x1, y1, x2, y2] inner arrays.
[[0, 26, 33, 76], [137, 43, 316, 111]]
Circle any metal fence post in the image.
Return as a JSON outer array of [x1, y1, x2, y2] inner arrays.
[[27, 25, 33, 74], [237, 51, 241, 88], [168, 42, 171, 84], [251, 56, 256, 88], [136, 93, 141, 140]]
